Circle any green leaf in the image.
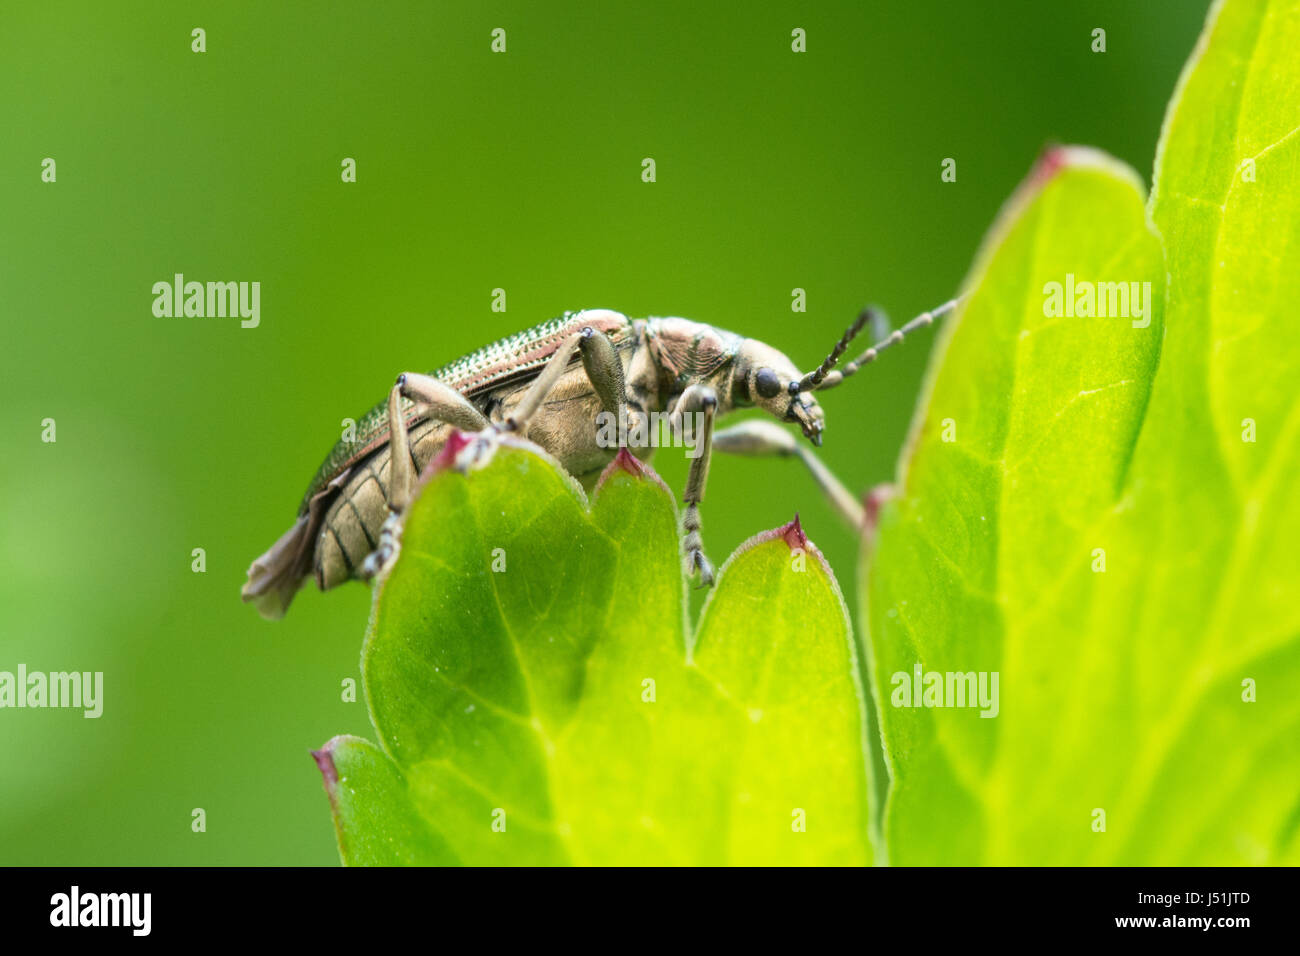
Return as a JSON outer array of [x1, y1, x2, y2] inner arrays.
[[313, 735, 457, 865], [863, 0, 1300, 865], [318, 439, 872, 865]]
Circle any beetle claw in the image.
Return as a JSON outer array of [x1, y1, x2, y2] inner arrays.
[[685, 549, 716, 588]]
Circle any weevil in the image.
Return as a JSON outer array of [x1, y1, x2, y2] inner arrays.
[[241, 300, 959, 618]]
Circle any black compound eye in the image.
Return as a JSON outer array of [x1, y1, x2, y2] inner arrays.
[[754, 367, 783, 399]]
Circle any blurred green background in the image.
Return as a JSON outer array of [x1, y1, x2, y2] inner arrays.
[[0, 1, 1210, 864]]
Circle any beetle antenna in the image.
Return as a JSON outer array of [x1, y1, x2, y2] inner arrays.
[[808, 296, 963, 391], [792, 308, 872, 393]]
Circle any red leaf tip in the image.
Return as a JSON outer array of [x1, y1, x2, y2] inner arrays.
[[427, 428, 474, 475], [594, 447, 649, 494], [779, 513, 808, 551], [863, 484, 895, 534], [611, 446, 647, 478], [311, 747, 338, 791], [1031, 144, 1068, 186]]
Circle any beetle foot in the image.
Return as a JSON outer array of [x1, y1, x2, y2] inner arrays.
[[684, 548, 716, 589], [360, 511, 404, 581]]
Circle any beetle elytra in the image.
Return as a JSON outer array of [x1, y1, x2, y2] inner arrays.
[[242, 301, 958, 618]]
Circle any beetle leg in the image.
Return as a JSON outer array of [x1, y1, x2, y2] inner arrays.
[[398, 372, 491, 432], [384, 373, 490, 513], [673, 384, 718, 588], [501, 331, 586, 435], [359, 373, 492, 582], [668, 384, 711, 445], [357, 384, 418, 582], [712, 420, 866, 530], [503, 325, 636, 452], [577, 326, 628, 445], [385, 381, 416, 513]]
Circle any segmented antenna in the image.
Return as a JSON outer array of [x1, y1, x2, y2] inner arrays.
[[810, 296, 963, 391], [792, 308, 871, 394]]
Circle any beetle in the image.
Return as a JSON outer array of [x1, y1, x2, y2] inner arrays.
[[242, 300, 958, 618]]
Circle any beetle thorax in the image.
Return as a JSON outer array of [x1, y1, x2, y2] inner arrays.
[[644, 317, 746, 408]]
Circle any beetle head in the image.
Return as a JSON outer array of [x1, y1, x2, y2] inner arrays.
[[732, 308, 895, 446], [733, 339, 827, 445]]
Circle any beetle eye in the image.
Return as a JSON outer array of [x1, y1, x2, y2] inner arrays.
[[754, 367, 782, 399]]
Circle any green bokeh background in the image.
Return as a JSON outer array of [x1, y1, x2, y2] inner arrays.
[[0, 1, 1209, 864]]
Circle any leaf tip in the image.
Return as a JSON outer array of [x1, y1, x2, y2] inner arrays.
[[594, 447, 674, 500], [862, 483, 895, 537], [1031, 142, 1070, 186], [312, 740, 341, 808], [425, 428, 475, 476], [780, 512, 808, 551], [717, 513, 843, 596], [609, 446, 649, 479], [1026, 143, 1144, 196]]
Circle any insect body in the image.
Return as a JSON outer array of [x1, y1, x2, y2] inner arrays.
[[242, 302, 957, 618]]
